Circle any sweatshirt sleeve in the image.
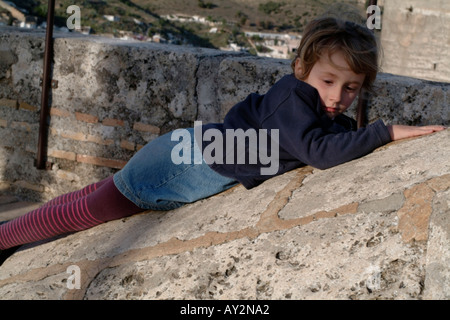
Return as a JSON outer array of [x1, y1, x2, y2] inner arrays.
[[261, 89, 392, 170]]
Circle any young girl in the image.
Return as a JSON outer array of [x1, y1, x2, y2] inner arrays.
[[0, 17, 445, 264]]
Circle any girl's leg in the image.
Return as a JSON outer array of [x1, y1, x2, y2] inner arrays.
[[42, 176, 114, 207], [0, 177, 142, 250]]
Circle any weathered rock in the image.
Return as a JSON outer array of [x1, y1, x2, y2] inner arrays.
[[381, 0, 450, 83], [0, 129, 448, 300], [0, 27, 449, 204]]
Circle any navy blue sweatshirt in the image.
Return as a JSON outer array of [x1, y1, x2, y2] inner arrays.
[[197, 74, 392, 189]]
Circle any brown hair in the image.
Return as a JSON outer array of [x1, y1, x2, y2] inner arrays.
[[291, 16, 379, 92]]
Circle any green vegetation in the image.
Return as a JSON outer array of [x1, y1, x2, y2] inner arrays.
[[197, 0, 215, 9], [258, 1, 286, 15]]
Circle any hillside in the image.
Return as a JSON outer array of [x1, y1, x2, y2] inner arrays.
[[4, 0, 364, 54]]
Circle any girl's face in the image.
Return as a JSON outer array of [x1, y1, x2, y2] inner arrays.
[[295, 51, 365, 119]]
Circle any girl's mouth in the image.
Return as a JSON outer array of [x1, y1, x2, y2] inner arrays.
[[324, 107, 337, 113]]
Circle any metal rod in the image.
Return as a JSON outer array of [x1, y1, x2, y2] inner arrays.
[[36, 0, 55, 169], [356, 91, 367, 129], [356, 0, 378, 129]]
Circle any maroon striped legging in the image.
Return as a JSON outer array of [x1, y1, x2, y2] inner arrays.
[[0, 176, 142, 250]]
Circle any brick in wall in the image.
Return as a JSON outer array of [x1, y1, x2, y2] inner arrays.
[[76, 154, 127, 169], [102, 118, 125, 127], [75, 112, 99, 124], [133, 122, 160, 134]]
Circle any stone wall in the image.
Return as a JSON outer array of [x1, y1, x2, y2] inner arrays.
[[0, 27, 449, 203], [380, 0, 450, 82], [0, 125, 448, 300]]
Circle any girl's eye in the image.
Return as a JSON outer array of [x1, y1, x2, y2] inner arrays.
[[346, 86, 357, 92], [323, 80, 333, 84]]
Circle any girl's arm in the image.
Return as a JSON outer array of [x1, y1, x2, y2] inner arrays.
[[387, 125, 446, 141]]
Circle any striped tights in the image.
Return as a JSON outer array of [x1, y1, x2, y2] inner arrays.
[[0, 176, 142, 250]]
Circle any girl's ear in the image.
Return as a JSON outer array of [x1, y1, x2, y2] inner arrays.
[[294, 58, 303, 80]]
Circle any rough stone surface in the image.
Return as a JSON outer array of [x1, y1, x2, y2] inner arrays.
[[0, 129, 448, 300], [0, 28, 449, 204], [381, 0, 450, 83]]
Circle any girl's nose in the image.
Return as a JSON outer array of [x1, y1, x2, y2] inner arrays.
[[329, 87, 343, 105]]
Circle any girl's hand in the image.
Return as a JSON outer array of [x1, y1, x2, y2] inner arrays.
[[387, 125, 446, 141]]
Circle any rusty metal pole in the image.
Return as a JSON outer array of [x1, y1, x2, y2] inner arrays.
[[356, 91, 368, 129], [356, 0, 378, 129], [36, 0, 55, 170]]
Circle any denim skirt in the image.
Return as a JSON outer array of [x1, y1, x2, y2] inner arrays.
[[113, 128, 238, 210]]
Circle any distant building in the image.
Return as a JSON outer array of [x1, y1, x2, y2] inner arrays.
[[104, 15, 120, 22], [245, 31, 301, 60]]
